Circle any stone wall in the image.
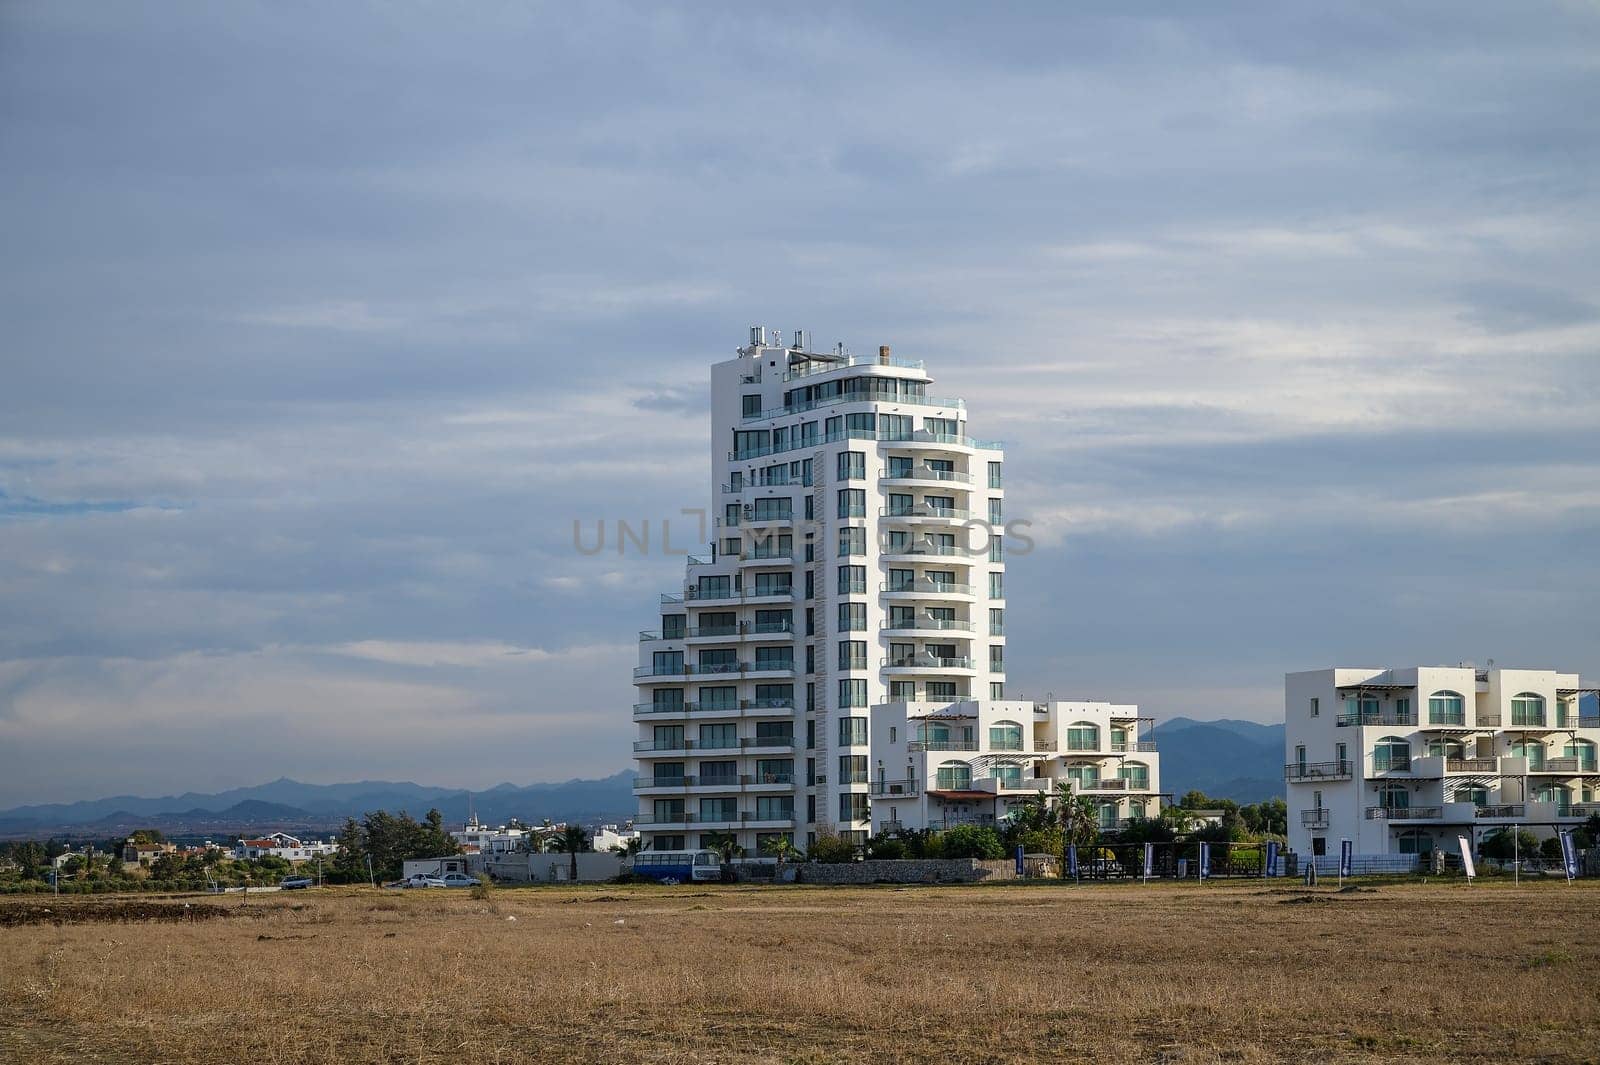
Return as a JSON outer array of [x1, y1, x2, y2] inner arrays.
[[796, 857, 1027, 884]]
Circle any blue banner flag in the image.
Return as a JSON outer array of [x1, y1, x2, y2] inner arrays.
[[1015, 844, 1025, 876], [1560, 831, 1578, 880], [1339, 839, 1353, 879], [1067, 844, 1078, 879], [1198, 842, 1210, 880], [1265, 841, 1280, 877], [1143, 842, 1154, 879]]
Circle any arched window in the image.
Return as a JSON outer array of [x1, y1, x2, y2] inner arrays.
[[1454, 786, 1488, 806], [1066, 722, 1099, 751], [1097, 801, 1119, 828], [1426, 738, 1465, 759], [1563, 739, 1597, 772], [1377, 783, 1409, 810], [1533, 783, 1570, 806], [1511, 738, 1546, 771], [1373, 736, 1411, 772], [1065, 762, 1100, 788], [987, 720, 1023, 751], [935, 760, 971, 790], [1428, 691, 1465, 726], [992, 761, 1023, 789], [1110, 726, 1129, 752], [1511, 692, 1545, 727], [1129, 799, 1147, 820], [917, 722, 950, 745], [1118, 761, 1150, 789]]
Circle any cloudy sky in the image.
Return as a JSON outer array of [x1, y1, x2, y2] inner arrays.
[[2, 3, 1597, 806]]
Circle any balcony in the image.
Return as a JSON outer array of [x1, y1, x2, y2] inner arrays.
[[1475, 805, 1526, 819], [880, 618, 975, 635], [781, 353, 926, 381], [634, 738, 740, 754], [869, 778, 921, 796], [1370, 755, 1413, 774], [1284, 760, 1353, 782], [878, 544, 975, 564], [1337, 711, 1418, 728], [908, 739, 979, 752], [1301, 809, 1330, 828], [880, 467, 974, 486], [1110, 740, 1159, 754], [743, 391, 964, 422], [1476, 713, 1502, 727], [1365, 806, 1443, 820], [635, 811, 797, 829], [880, 579, 975, 598], [739, 551, 794, 567], [880, 505, 972, 523], [1446, 757, 1498, 773], [880, 654, 976, 673], [1078, 779, 1129, 792], [1531, 757, 1584, 774], [1559, 804, 1597, 818], [741, 697, 795, 713]]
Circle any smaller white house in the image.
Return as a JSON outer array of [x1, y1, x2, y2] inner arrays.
[[591, 824, 639, 853], [450, 817, 528, 855], [484, 851, 623, 883], [234, 832, 339, 862]]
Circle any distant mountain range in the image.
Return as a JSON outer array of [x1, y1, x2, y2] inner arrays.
[[1147, 717, 1285, 804], [0, 717, 1289, 839], [0, 772, 637, 840]]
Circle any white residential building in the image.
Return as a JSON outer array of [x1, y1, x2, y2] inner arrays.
[[450, 817, 528, 855], [233, 832, 338, 861], [1285, 665, 1599, 858], [590, 824, 638, 854], [868, 699, 1162, 835], [631, 327, 1158, 854]]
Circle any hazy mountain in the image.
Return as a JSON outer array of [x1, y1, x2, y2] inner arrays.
[[1147, 719, 1285, 804], [0, 772, 638, 839]]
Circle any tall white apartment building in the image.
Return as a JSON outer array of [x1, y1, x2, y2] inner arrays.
[[632, 327, 1010, 854], [1285, 665, 1599, 858], [869, 699, 1162, 836]]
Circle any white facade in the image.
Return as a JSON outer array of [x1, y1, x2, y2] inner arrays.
[[633, 328, 1009, 853], [590, 824, 638, 854], [1285, 665, 1599, 858], [233, 832, 338, 861], [868, 699, 1162, 835], [450, 817, 528, 855]]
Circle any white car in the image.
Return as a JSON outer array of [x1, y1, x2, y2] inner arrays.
[[437, 872, 481, 888]]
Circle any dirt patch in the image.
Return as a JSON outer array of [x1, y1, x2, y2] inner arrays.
[[0, 900, 238, 927], [1278, 894, 1331, 905]]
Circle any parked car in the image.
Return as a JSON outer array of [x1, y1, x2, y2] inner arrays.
[[399, 874, 444, 889], [280, 876, 314, 890], [437, 872, 480, 888]]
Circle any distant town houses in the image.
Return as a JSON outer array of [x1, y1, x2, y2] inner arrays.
[[121, 839, 177, 866], [230, 832, 338, 862]]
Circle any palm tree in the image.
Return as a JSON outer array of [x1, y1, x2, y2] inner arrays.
[[610, 836, 643, 860], [759, 834, 801, 875], [701, 831, 744, 873], [1051, 784, 1100, 876], [548, 825, 591, 882]]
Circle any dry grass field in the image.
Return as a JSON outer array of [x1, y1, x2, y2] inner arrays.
[[2, 878, 1597, 1064]]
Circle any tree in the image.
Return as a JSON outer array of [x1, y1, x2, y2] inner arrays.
[[809, 831, 858, 863], [864, 834, 907, 860], [330, 817, 368, 884], [610, 836, 643, 860], [129, 829, 165, 845], [1479, 828, 1539, 866], [549, 824, 593, 882], [13, 841, 46, 881], [939, 824, 1005, 860], [761, 835, 803, 868], [150, 852, 182, 881]]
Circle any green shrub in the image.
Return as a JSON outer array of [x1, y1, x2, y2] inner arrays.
[[809, 833, 858, 863], [938, 825, 1005, 860]]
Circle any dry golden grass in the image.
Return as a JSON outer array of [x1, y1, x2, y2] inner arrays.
[[2, 878, 1597, 1063]]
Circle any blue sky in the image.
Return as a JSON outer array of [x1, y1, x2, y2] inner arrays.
[[1, 2, 1597, 806]]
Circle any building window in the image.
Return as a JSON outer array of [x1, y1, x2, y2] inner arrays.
[[890, 680, 915, 700], [839, 754, 867, 784], [838, 451, 865, 480], [1118, 762, 1150, 789], [988, 461, 1002, 489], [742, 394, 763, 418], [1373, 736, 1411, 772], [837, 564, 865, 594], [1311, 837, 1326, 857], [988, 572, 1004, 599], [925, 681, 957, 700], [988, 721, 1022, 751], [1428, 691, 1465, 726], [1067, 723, 1099, 751], [990, 682, 1004, 699], [838, 679, 867, 708], [838, 603, 865, 631], [838, 488, 865, 519], [838, 527, 865, 557], [838, 716, 867, 746], [988, 498, 1002, 524], [1511, 692, 1546, 727], [1309, 697, 1319, 718], [989, 608, 1004, 636], [839, 793, 869, 823], [989, 646, 1004, 673], [838, 640, 866, 671], [935, 760, 972, 790]]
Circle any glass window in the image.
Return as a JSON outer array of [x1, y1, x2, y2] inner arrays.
[[1511, 692, 1546, 727], [838, 488, 865, 518], [935, 761, 972, 789], [1373, 736, 1410, 772], [989, 573, 1004, 599], [987, 461, 1002, 489], [1428, 691, 1465, 725], [838, 679, 867, 708], [837, 451, 865, 480], [838, 527, 865, 557], [1067, 723, 1099, 751], [837, 640, 866, 671], [988, 721, 1022, 751], [838, 602, 865, 631], [838, 716, 867, 746]]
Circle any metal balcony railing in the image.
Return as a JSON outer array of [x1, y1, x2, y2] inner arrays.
[[880, 579, 975, 596], [881, 618, 974, 632], [869, 779, 920, 796], [1446, 757, 1498, 772], [1284, 760, 1353, 781], [908, 739, 979, 752], [880, 505, 973, 521], [1475, 805, 1525, 819], [880, 467, 974, 484], [1337, 711, 1418, 727], [880, 655, 975, 670], [1301, 809, 1330, 826], [1365, 806, 1442, 820]]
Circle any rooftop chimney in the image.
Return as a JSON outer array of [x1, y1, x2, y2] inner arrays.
[[879, 344, 891, 365]]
